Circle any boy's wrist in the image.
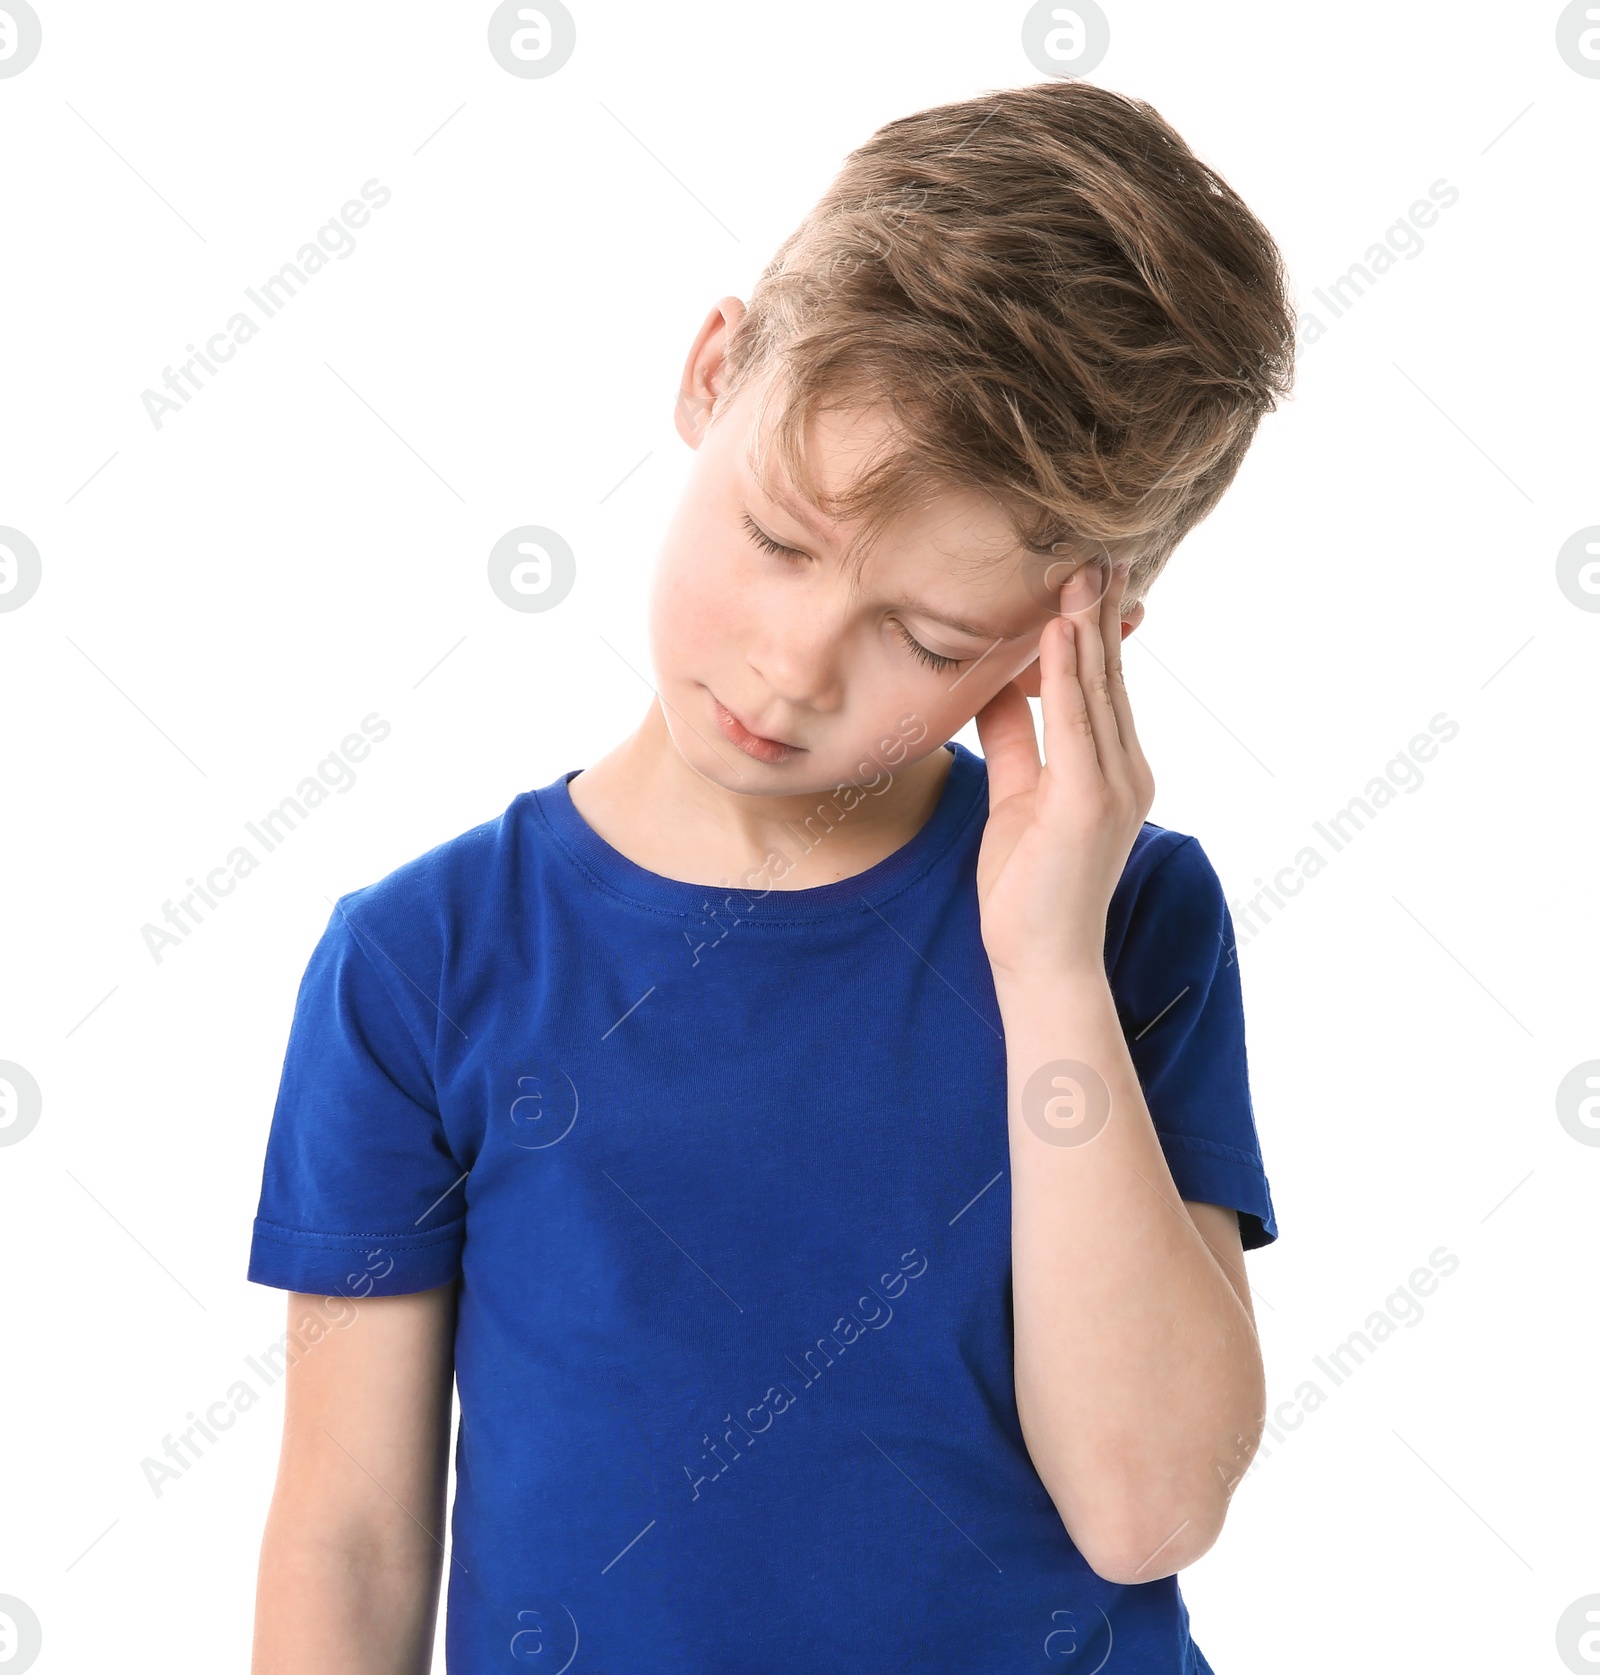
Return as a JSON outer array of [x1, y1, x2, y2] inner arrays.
[[988, 960, 1112, 1010]]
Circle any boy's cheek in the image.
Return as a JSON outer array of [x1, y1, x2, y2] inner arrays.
[[871, 706, 944, 770], [650, 524, 738, 648]]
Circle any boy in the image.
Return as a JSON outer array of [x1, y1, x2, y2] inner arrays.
[[248, 80, 1290, 1672]]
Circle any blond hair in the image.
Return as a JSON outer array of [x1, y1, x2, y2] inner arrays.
[[716, 80, 1296, 605]]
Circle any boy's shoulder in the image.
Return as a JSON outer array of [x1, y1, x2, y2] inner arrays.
[[1121, 818, 1218, 896], [1107, 819, 1233, 975], [327, 785, 550, 943]]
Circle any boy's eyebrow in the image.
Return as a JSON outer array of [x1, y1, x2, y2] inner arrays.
[[759, 477, 838, 544]]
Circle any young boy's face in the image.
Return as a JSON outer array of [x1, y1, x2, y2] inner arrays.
[[647, 300, 1145, 799]]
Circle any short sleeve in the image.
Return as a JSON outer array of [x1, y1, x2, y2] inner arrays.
[[247, 898, 467, 1296], [1108, 834, 1279, 1251]]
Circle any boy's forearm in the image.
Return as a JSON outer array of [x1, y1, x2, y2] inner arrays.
[[251, 1285, 458, 1672], [995, 964, 1264, 1585], [252, 1504, 445, 1673]]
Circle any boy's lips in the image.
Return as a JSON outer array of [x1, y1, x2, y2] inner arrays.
[[708, 692, 801, 763]]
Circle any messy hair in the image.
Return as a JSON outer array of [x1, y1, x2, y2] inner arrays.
[[713, 80, 1296, 606]]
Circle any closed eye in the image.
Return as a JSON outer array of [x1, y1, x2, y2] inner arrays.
[[891, 621, 960, 672], [741, 512, 805, 558], [741, 511, 963, 671]]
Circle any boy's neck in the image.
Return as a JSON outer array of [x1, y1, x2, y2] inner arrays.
[[565, 698, 955, 891]]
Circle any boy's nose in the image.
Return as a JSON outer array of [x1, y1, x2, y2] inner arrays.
[[744, 613, 847, 713]]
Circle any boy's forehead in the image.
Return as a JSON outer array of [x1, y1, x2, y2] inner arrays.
[[738, 406, 1012, 559]]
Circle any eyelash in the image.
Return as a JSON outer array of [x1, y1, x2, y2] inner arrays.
[[891, 622, 960, 671], [740, 513, 962, 672]]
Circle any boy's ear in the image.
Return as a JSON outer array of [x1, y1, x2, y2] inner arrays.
[[1010, 600, 1146, 697], [675, 296, 747, 447]]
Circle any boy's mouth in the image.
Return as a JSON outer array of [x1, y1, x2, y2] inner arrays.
[[708, 691, 801, 764]]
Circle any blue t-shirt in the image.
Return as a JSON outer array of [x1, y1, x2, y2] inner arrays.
[[248, 739, 1277, 1673]]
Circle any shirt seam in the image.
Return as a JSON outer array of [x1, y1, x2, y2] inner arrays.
[[1156, 1130, 1267, 1171], [326, 895, 451, 1105], [252, 1214, 466, 1249]]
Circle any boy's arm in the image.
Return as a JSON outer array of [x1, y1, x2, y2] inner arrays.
[[976, 566, 1269, 1585], [998, 969, 1266, 1587], [251, 1282, 458, 1675]]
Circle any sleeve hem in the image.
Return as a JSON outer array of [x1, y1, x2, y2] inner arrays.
[[247, 1215, 465, 1296], [1159, 1131, 1279, 1251]]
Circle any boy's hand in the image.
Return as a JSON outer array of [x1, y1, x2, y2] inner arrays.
[[972, 560, 1154, 984]]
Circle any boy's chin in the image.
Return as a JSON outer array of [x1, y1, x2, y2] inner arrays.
[[674, 735, 913, 801]]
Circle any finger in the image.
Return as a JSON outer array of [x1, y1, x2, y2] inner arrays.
[[1037, 611, 1107, 799], [973, 675, 1042, 810], [1013, 553, 1102, 699], [1091, 562, 1130, 756], [1051, 559, 1120, 783], [1101, 564, 1149, 779], [1056, 550, 1115, 616]]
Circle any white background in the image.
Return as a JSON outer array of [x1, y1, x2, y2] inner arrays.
[[1, 2, 1596, 1670]]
